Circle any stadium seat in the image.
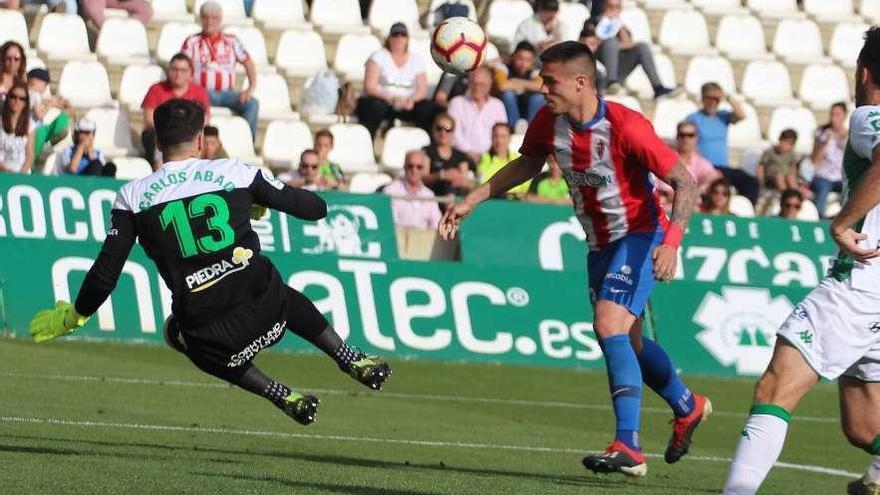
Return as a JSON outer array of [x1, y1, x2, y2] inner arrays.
[[746, 0, 801, 18], [333, 33, 382, 82], [210, 115, 262, 163], [409, 34, 443, 85], [727, 102, 765, 149], [737, 146, 764, 176], [740, 60, 796, 106], [327, 123, 378, 173], [728, 194, 756, 217], [624, 51, 676, 99], [767, 106, 817, 154], [84, 107, 134, 157], [485, 0, 534, 52], [619, 7, 651, 44], [684, 56, 736, 99], [275, 29, 327, 77], [604, 95, 643, 114], [425, 0, 478, 27], [0, 9, 29, 48], [43, 151, 60, 176], [37, 14, 93, 61], [262, 119, 313, 169], [830, 22, 869, 68], [252, 0, 310, 30], [156, 22, 201, 62], [349, 172, 393, 193], [194, 0, 249, 24], [691, 0, 748, 14], [96, 18, 150, 64], [118, 64, 164, 110], [368, 0, 420, 35], [58, 61, 114, 107], [651, 98, 698, 140], [559, 1, 590, 41], [861, 0, 880, 21], [802, 0, 855, 21], [642, 0, 690, 8], [798, 64, 850, 110], [113, 157, 154, 180], [310, 0, 368, 34], [151, 0, 191, 22], [715, 14, 771, 60], [658, 9, 714, 55], [381, 127, 431, 170], [26, 55, 47, 73], [771, 19, 825, 63], [243, 72, 295, 119], [223, 26, 270, 68]]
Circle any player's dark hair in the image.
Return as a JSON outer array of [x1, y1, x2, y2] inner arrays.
[[169, 52, 193, 70], [315, 128, 334, 144], [539, 40, 597, 86], [513, 41, 536, 54], [154, 98, 206, 154], [858, 26, 880, 85], [779, 128, 798, 142], [203, 125, 219, 137]]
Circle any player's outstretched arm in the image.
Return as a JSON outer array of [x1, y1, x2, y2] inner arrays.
[[654, 162, 698, 281], [831, 146, 880, 262], [439, 154, 545, 240], [249, 169, 328, 221]]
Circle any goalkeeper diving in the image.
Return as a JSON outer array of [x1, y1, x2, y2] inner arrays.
[[29, 99, 392, 425]]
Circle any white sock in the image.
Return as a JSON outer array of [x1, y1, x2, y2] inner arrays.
[[865, 456, 880, 484], [723, 404, 791, 495]]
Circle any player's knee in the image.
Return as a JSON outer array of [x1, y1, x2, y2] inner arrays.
[[841, 421, 876, 450]]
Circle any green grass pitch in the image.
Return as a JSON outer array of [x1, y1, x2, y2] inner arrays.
[[0, 338, 866, 494]]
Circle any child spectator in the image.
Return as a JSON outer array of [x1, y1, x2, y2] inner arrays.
[[314, 128, 345, 189], [57, 117, 115, 176], [757, 129, 800, 192], [27, 68, 72, 158], [202, 125, 228, 159]]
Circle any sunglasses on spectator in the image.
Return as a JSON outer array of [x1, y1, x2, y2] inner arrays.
[[783, 202, 802, 209], [677, 132, 696, 138], [434, 125, 453, 132], [390, 32, 408, 38], [300, 163, 319, 170], [7, 93, 26, 101], [405, 163, 424, 170]]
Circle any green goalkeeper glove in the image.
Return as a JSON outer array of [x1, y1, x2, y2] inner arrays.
[[28, 301, 89, 344]]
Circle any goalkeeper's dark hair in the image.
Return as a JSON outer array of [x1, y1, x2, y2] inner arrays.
[[539, 40, 597, 87], [858, 26, 880, 84], [154, 99, 206, 154]]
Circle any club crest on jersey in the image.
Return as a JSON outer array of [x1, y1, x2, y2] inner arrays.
[[594, 139, 606, 161], [186, 246, 253, 292]]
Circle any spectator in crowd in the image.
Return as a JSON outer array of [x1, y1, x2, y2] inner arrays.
[[27, 68, 72, 158], [756, 128, 800, 193], [578, 25, 606, 88], [0, 82, 33, 173], [514, 0, 565, 53], [778, 189, 803, 220], [423, 0, 471, 28], [0, 41, 26, 101], [493, 41, 544, 130], [448, 66, 507, 163], [79, 0, 152, 28], [528, 153, 570, 204], [478, 123, 530, 199], [811, 101, 847, 218], [592, 0, 676, 97], [279, 149, 327, 191], [702, 178, 732, 215], [141, 54, 211, 169], [314, 128, 345, 190], [182, 1, 259, 139], [686, 82, 756, 204], [356, 22, 435, 138], [433, 72, 468, 111], [657, 121, 721, 199], [202, 125, 227, 159], [422, 112, 473, 197], [58, 117, 115, 176], [1, 1, 77, 13], [384, 149, 442, 229]]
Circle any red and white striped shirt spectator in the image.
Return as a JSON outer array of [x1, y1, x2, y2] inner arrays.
[[181, 32, 249, 92]]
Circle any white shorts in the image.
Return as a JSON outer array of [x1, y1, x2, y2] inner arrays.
[[777, 277, 880, 382]]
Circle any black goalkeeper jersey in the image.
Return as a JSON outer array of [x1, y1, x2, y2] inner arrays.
[[74, 157, 327, 327]]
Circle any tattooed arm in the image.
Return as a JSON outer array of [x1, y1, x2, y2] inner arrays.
[[653, 162, 698, 281]]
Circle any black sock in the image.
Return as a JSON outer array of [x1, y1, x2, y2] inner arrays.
[[334, 342, 361, 373], [234, 365, 290, 408], [262, 380, 292, 408], [311, 326, 361, 372]]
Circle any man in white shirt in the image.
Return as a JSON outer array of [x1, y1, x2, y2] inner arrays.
[[513, 0, 566, 53]]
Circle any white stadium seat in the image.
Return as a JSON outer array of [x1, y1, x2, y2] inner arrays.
[[772, 19, 825, 63], [276, 29, 327, 77], [727, 102, 765, 149], [37, 14, 92, 61], [223, 26, 270, 67], [333, 33, 382, 82], [862, 0, 880, 21], [252, 0, 310, 30], [156, 22, 201, 62], [58, 61, 114, 107], [368, 0, 420, 34], [243, 72, 295, 119], [658, 9, 713, 55], [96, 18, 150, 63], [485, 0, 534, 51], [604, 95, 643, 114], [349, 172, 393, 193], [737, 146, 764, 176], [328, 123, 378, 173], [651, 98, 698, 140], [84, 107, 134, 157], [625, 51, 676, 99], [410, 34, 443, 85], [381, 127, 431, 170], [113, 157, 154, 180], [715, 15, 771, 60], [26, 55, 47, 73], [802, 0, 854, 21], [262, 119, 314, 169], [740, 60, 795, 105], [684, 56, 736, 99], [559, 1, 590, 41], [0, 9, 29, 48], [729, 194, 756, 217], [151, 0, 190, 22], [619, 7, 651, 44], [194, 0, 249, 24], [830, 23, 869, 68], [118, 64, 164, 110], [767, 106, 817, 154], [798, 64, 850, 110], [691, 0, 748, 14], [210, 115, 261, 163], [509, 133, 524, 156], [642, 0, 690, 8], [311, 0, 367, 33], [746, 0, 801, 18]]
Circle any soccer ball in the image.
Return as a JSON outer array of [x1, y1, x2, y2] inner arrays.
[[430, 17, 488, 75]]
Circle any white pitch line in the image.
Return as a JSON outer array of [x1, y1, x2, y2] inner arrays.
[[0, 415, 861, 479], [0, 371, 840, 424]]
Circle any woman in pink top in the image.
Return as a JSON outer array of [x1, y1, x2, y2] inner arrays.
[[657, 121, 721, 201]]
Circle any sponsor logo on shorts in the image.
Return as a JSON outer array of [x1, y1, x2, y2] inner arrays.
[[604, 272, 633, 285], [791, 304, 808, 320], [227, 320, 286, 368], [186, 247, 253, 293], [796, 329, 813, 345], [870, 321, 880, 334]]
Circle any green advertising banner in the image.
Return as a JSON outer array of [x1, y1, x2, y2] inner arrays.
[[460, 199, 838, 288]]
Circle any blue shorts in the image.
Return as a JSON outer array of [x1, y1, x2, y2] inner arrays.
[[587, 231, 663, 317]]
